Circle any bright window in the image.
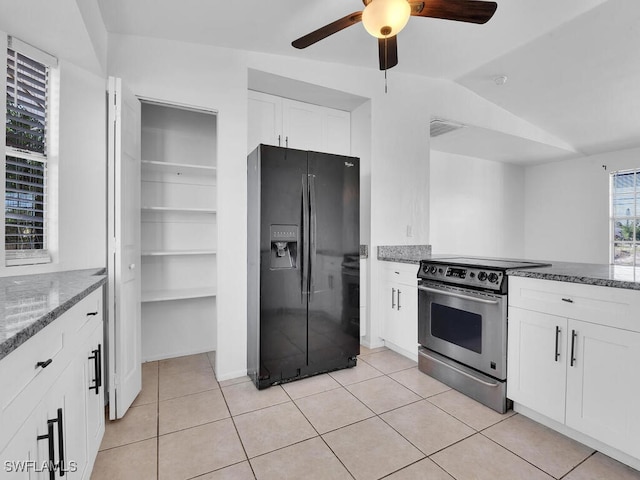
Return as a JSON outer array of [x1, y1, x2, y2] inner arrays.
[[610, 169, 640, 266], [5, 37, 57, 265]]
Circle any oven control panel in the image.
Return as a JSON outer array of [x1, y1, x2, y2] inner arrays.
[[418, 262, 505, 292]]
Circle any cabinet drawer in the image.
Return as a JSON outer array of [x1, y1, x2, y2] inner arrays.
[[70, 288, 103, 342], [382, 262, 419, 287], [509, 276, 640, 332]]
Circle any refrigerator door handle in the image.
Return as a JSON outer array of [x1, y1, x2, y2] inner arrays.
[[309, 174, 317, 303], [301, 174, 309, 300]]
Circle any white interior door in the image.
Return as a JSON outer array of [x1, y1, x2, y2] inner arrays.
[[107, 77, 141, 419]]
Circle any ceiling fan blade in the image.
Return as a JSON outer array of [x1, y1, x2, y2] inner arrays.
[[292, 11, 363, 49], [410, 0, 497, 24], [378, 35, 398, 70]]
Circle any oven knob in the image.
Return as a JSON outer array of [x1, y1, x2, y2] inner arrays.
[[429, 265, 438, 274], [477, 271, 488, 281], [488, 272, 499, 283], [422, 265, 429, 274]]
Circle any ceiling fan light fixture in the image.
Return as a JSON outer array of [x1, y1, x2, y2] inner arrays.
[[362, 0, 411, 38]]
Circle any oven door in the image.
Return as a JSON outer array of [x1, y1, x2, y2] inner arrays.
[[418, 281, 507, 379]]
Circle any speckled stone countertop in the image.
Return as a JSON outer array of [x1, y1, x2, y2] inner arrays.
[[377, 245, 432, 264], [0, 269, 107, 361], [507, 261, 640, 291]]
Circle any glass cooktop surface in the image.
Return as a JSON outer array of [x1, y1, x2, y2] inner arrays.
[[424, 257, 551, 271]]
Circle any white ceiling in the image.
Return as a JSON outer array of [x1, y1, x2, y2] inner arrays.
[[96, 0, 640, 161]]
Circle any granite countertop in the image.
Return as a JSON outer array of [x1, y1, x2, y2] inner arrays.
[[377, 245, 432, 264], [507, 261, 640, 291], [0, 269, 107, 361]]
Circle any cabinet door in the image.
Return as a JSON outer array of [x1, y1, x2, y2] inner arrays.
[[248, 91, 282, 153], [323, 109, 351, 156], [84, 325, 105, 470], [0, 411, 39, 480], [507, 307, 567, 423], [395, 284, 418, 355], [282, 98, 323, 152], [382, 281, 399, 346], [566, 320, 640, 458], [43, 360, 87, 479]]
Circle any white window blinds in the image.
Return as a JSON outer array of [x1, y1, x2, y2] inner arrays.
[[611, 169, 640, 266], [5, 38, 55, 259]]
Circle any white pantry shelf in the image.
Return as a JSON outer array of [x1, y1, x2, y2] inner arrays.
[[142, 249, 217, 256], [141, 160, 217, 176], [141, 287, 217, 303], [141, 206, 216, 214]]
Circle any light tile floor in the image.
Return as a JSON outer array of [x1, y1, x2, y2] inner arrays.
[[91, 347, 640, 480]]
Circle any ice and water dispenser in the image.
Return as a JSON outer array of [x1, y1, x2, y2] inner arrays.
[[270, 225, 298, 269]]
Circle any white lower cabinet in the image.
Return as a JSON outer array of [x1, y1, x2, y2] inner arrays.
[[508, 276, 640, 464], [507, 307, 567, 423], [565, 319, 640, 457], [0, 288, 104, 480], [380, 263, 418, 359]]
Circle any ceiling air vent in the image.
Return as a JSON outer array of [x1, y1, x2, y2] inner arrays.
[[430, 118, 466, 137]]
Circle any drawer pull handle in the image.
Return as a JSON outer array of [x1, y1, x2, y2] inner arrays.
[[88, 344, 102, 395], [561, 298, 574, 303], [86, 311, 99, 316], [36, 359, 53, 369], [55, 408, 65, 477], [36, 420, 56, 480], [570, 329, 577, 367]]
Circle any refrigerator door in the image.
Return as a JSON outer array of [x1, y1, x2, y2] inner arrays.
[[307, 152, 360, 371], [258, 146, 309, 385]]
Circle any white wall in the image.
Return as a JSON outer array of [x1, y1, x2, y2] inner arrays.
[[0, 32, 107, 277], [524, 147, 640, 263], [429, 151, 525, 258]]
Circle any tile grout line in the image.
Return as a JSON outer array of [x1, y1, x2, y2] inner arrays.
[[219, 377, 258, 479], [282, 376, 358, 480], [558, 451, 598, 480], [478, 430, 565, 479]]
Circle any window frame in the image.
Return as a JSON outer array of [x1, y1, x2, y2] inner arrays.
[[610, 168, 640, 267], [4, 36, 58, 267]]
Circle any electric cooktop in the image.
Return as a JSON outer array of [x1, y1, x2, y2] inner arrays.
[[423, 257, 552, 270]]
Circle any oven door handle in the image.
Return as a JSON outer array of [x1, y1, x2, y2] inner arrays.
[[417, 285, 500, 305]]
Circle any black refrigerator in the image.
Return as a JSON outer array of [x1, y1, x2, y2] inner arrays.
[[247, 144, 360, 389]]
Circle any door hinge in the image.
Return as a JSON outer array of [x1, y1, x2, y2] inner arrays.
[[113, 374, 119, 387]]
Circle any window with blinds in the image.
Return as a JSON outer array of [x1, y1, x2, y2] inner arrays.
[[611, 169, 640, 266], [5, 38, 54, 263]]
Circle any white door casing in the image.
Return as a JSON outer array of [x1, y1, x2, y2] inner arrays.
[[107, 77, 142, 420]]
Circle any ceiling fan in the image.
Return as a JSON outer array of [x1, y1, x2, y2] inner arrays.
[[292, 0, 498, 71]]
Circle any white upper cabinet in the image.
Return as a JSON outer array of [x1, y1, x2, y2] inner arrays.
[[248, 91, 351, 156]]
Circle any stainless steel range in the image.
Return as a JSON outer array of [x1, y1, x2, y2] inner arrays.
[[417, 257, 550, 413]]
